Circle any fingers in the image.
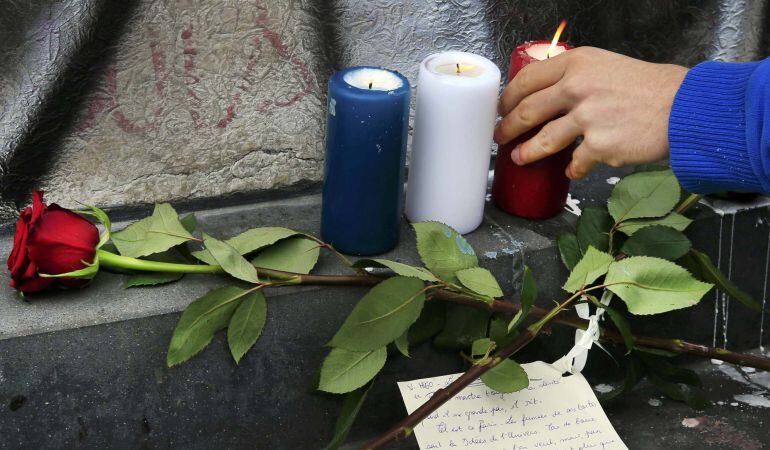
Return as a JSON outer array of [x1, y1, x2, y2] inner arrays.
[[494, 84, 572, 145], [511, 114, 581, 165], [565, 143, 597, 180], [498, 52, 570, 116]]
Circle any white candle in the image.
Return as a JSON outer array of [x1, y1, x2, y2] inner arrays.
[[405, 51, 501, 234]]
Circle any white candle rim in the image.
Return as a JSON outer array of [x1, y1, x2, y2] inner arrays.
[[422, 51, 501, 85]]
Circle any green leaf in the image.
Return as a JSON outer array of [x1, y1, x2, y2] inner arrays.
[[490, 315, 519, 348], [76, 203, 112, 249], [192, 227, 298, 265], [318, 347, 387, 394], [100, 242, 119, 254], [607, 307, 634, 352], [678, 249, 762, 312], [508, 266, 537, 331], [227, 290, 267, 363], [608, 169, 680, 222], [203, 233, 260, 284], [639, 353, 702, 388], [576, 207, 613, 253], [456, 267, 502, 300], [471, 338, 494, 357], [166, 286, 254, 366], [324, 382, 374, 450], [557, 233, 582, 271], [605, 256, 713, 315], [648, 372, 710, 409], [480, 359, 529, 393], [394, 331, 410, 358], [147, 203, 195, 241], [408, 302, 446, 345], [616, 212, 692, 236], [124, 249, 187, 287], [413, 222, 478, 282], [587, 295, 633, 352], [600, 356, 643, 402], [180, 213, 197, 233], [620, 226, 691, 260], [40, 256, 99, 279], [112, 204, 194, 258], [330, 276, 426, 351], [353, 259, 438, 282], [519, 266, 538, 308], [125, 271, 183, 287], [251, 237, 320, 274], [634, 164, 671, 173], [433, 305, 489, 350], [563, 247, 614, 293], [111, 216, 152, 257]]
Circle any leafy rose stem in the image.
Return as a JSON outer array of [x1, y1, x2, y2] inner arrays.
[[96, 248, 770, 371], [97, 246, 770, 449]]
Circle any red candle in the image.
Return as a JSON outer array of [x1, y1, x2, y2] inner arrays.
[[492, 38, 575, 219]]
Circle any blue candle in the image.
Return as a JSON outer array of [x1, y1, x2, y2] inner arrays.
[[321, 67, 410, 255]]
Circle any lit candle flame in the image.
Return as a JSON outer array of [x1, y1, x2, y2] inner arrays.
[[546, 20, 567, 58]]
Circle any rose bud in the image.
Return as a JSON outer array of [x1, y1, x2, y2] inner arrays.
[[7, 191, 100, 293]]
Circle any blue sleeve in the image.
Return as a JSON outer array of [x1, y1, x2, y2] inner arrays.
[[669, 58, 770, 194]]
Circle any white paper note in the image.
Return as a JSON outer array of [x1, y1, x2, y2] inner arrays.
[[398, 361, 628, 450]]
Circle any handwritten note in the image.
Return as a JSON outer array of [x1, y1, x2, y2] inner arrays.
[[398, 361, 627, 450]]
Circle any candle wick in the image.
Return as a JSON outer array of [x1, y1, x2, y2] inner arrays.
[[456, 63, 461, 74], [368, 81, 372, 89]]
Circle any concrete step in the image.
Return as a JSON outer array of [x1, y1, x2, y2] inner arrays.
[[1, 167, 769, 448]]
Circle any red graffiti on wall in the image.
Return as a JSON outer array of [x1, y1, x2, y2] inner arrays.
[[181, 24, 206, 129], [79, 1, 315, 134]]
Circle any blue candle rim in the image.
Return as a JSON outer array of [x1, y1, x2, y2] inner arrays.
[[332, 66, 411, 96]]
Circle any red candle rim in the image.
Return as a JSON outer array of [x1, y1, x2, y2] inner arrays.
[[515, 40, 574, 61]]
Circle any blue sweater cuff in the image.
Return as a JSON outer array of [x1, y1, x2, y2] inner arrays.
[[669, 61, 762, 194]]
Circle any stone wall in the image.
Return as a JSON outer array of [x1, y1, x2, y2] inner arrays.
[[0, 0, 767, 221]]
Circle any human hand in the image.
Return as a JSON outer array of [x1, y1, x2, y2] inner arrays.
[[494, 47, 688, 179]]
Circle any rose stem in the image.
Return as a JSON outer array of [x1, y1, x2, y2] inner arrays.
[[97, 249, 770, 370]]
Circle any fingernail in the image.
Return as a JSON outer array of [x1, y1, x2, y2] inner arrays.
[[511, 145, 522, 165]]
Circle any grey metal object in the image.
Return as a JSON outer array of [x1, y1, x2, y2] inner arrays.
[[0, 0, 768, 221], [710, 0, 767, 61]]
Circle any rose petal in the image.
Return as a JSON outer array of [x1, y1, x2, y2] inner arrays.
[[13, 275, 53, 294], [27, 205, 98, 275]]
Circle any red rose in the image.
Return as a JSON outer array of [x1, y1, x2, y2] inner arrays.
[[7, 191, 99, 293]]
